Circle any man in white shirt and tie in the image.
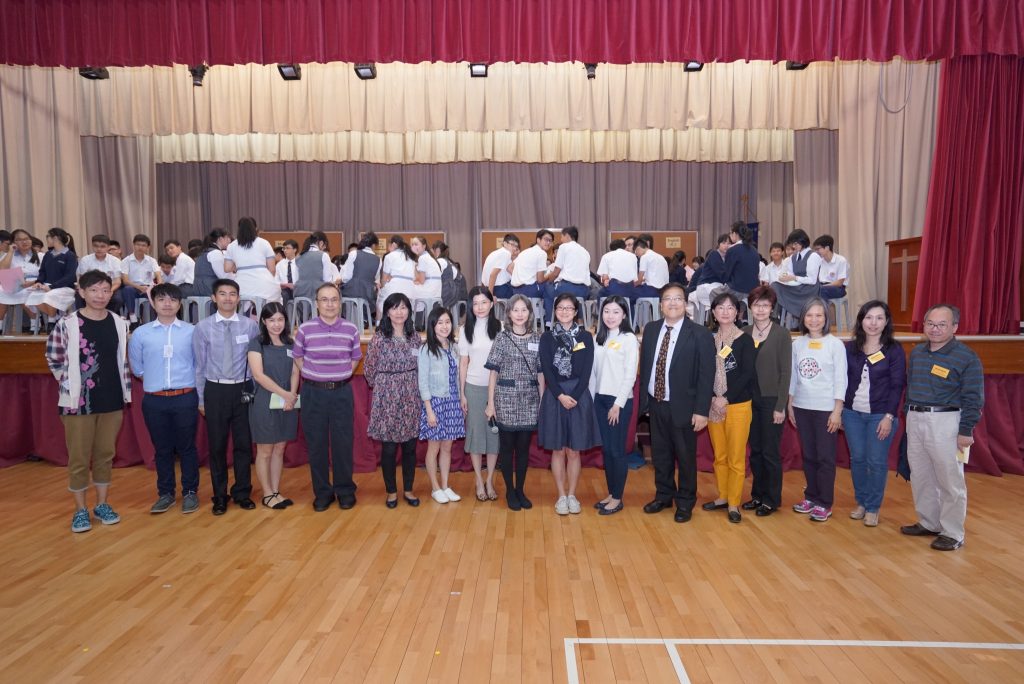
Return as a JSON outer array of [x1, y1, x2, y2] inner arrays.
[[542, 226, 592, 326], [596, 238, 638, 301], [511, 229, 555, 300], [274, 239, 299, 305], [481, 234, 520, 299]]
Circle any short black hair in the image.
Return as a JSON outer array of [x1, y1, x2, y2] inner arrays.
[[812, 234, 835, 250], [90, 234, 111, 246], [283, 239, 299, 249], [0, 230, 11, 243], [108, 240, 120, 248], [78, 269, 113, 290], [535, 229, 554, 242], [785, 229, 811, 249], [503, 234, 520, 246], [157, 253, 176, 267], [561, 226, 579, 241], [769, 241, 785, 252], [609, 239, 626, 250], [163, 238, 181, 248], [659, 282, 687, 300], [212, 278, 239, 294], [634, 238, 649, 250], [150, 282, 183, 302], [132, 234, 151, 246], [717, 233, 731, 246]]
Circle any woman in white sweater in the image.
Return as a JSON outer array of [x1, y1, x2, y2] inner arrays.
[[589, 296, 639, 515], [787, 297, 848, 522]]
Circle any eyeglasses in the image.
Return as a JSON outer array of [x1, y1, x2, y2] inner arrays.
[[555, 306, 577, 312], [714, 305, 737, 311], [924, 321, 950, 330], [661, 296, 686, 304], [751, 302, 773, 309]]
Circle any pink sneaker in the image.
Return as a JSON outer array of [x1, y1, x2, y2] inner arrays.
[[810, 506, 832, 522], [792, 499, 814, 514]]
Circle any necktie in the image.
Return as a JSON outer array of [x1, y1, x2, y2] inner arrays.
[[222, 319, 234, 379], [287, 260, 293, 284], [653, 325, 673, 402]]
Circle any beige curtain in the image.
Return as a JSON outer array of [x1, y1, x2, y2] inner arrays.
[[0, 66, 87, 247], [837, 59, 940, 305], [80, 136, 158, 247], [793, 129, 839, 236], [156, 161, 794, 277], [75, 61, 838, 137], [149, 128, 794, 165]]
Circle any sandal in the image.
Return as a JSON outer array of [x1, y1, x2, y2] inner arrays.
[[262, 493, 288, 510]]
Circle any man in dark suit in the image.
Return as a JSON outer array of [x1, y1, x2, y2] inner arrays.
[[638, 282, 715, 522]]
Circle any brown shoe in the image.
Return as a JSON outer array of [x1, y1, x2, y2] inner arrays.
[[900, 523, 939, 536], [931, 536, 964, 551]]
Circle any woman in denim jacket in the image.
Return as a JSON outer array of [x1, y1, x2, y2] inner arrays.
[[418, 305, 466, 503]]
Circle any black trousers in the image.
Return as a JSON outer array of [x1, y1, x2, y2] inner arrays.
[[204, 381, 253, 500], [748, 394, 784, 509], [300, 382, 356, 504], [648, 397, 698, 512], [381, 439, 416, 494], [794, 407, 837, 508], [498, 429, 532, 493]]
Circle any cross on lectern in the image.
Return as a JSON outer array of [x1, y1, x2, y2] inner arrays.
[[892, 249, 919, 312]]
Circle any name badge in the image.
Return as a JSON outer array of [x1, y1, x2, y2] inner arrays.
[[808, 340, 823, 350], [235, 334, 249, 344], [607, 340, 621, 351], [867, 351, 885, 365], [286, 349, 294, 358], [718, 345, 732, 359], [163, 345, 174, 358], [753, 339, 761, 349], [572, 342, 585, 352], [527, 342, 539, 352], [931, 364, 950, 379]]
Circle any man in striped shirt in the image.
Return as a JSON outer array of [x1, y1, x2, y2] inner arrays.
[[294, 282, 363, 511], [900, 304, 984, 551]]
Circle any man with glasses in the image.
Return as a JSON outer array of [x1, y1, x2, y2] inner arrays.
[[293, 282, 362, 511], [900, 304, 984, 551], [637, 283, 715, 523]]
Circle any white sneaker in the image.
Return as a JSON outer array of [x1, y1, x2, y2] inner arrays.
[[431, 489, 450, 504], [567, 495, 582, 514], [555, 496, 569, 515], [443, 487, 461, 502]]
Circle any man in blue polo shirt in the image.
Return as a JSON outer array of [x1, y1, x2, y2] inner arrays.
[[128, 283, 201, 515]]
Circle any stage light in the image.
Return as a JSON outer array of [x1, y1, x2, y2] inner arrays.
[[786, 61, 809, 71], [79, 67, 109, 80], [684, 61, 704, 72], [584, 63, 597, 80], [354, 63, 377, 80], [277, 64, 302, 80], [469, 63, 488, 78], [189, 65, 208, 87]]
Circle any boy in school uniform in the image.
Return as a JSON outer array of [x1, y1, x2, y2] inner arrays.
[[75, 234, 124, 312], [542, 226, 592, 325], [812, 234, 849, 301], [121, 234, 162, 322]]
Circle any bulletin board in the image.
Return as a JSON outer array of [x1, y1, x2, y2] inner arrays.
[[609, 231, 698, 260], [361, 231, 446, 260]]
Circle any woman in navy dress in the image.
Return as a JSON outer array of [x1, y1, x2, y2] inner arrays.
[[418, 305, 466, 503]]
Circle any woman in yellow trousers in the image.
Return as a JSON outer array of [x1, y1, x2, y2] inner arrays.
[[702, 291, 756, 523]]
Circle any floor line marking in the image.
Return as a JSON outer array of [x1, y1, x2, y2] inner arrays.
[[566, 637, 1024, 650], [664, 642, 691, 684]]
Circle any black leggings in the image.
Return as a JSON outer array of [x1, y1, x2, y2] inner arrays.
[[498, 429, 532, 493], [380, 439, 417, 494]]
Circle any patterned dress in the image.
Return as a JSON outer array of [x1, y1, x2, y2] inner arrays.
[[484, 330, 542, 431], [418, 348, 466, 441], [364, 332, 422, 443]]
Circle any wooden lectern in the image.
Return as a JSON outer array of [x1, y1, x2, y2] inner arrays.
[[886, 237, 922, 331]]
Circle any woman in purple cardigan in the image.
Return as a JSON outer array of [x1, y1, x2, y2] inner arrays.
[[842, 300, 906, 527]]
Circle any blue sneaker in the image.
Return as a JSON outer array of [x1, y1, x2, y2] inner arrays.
[[93, 502, 121, 525], [71, 509, 91, 533]]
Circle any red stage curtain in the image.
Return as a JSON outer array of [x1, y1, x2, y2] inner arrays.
[[2, 1, 1023, 67], [3, 373, 1020, 477], [913, 55, 1024, 334]]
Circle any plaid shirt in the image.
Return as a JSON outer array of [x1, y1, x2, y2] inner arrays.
[[45, 311, 132, 413]]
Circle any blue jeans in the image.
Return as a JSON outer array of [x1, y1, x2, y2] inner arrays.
[[511, 283, 544, 300], [594, 394, 633, 499], [492, 282, 513, 299], [820, 284, 847, 299], [141, 391, 200, 496], [841, 408, 897, 512], [543, 281, 589, 325]]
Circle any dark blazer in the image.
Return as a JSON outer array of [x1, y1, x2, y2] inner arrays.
[[638, 317, 716, 428]]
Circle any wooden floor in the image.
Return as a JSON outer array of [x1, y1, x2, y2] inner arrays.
[[2, 462, 1023, 683]]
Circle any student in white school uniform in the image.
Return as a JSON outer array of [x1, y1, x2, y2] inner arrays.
[[409, 235, 443, 304], [481, 233, 520, 299], [812, 234, 849, 301], [633, 237, 671, 301], [596, 238, 639, 301], [163, 239, 196, 296], [75, 234, 124, 313], [542, 226, 592, 326], [0, 228, 43, 332], [772, 229, 822, 328], [511, 229, 555, 299], [274, 239, 299, 306], [759, 242, 787, 285], [121, 233, 162, 321]]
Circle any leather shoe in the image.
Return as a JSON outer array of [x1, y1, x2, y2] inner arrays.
[[728, 510, 742, 524], [931, 535, 964, 551], [674, 508, 692, 523], [741, 498, 761, 511], [404, 495, 420, 507], [313, 495, 334, 512], [338, 496, 356, 510], [755, 504, 775, 517], [385, 496, 398, 509], [643, 500, 671, 514], [234, 497, 256, 510], [701, 500, 728, 511], [900, 523, 940, 536], [598, 502, 624, 516], [211, 497, 228, 516]]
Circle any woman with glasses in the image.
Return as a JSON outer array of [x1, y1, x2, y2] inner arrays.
[[741, 285, 792, 516]]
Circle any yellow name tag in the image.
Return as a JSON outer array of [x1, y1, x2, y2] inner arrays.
[[808, 340, 823, 350], [572, 342, 585, 352], [867, 351, 885, 364], [607, 341, 621, 351], [718, 345, 732, 359], [931, 364, 950, 379], [753, 339, 761, 349]]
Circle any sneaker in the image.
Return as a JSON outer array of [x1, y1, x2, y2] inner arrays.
[[431, 489, 450, 504], [443, 487, 461, 502], [567, 495, 582, 514], [150, 494, 175, 514], [849, 505, 866, 520], [555, 496, 569, 515], [182, 492, 199, 514], [71, 508, 91, 533], [93, 502, 121, 525], [864, 511, 879, 527], [809, 506, 832, 522], [792, 499, 814, 514]]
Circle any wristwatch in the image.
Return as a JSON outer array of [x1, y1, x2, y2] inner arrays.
[[883, 413, 894, 421]]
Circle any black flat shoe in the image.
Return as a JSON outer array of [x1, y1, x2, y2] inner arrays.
[[594, 500, 611, 510], [674, 508, 692, 523], [404, 495, 420, 507], [234, 498, 256, 510], [643, 500, 671, 514], [516, 491, 533, 509], [599, 502, 623, 516], [741, 499, 761, 511], [386, 496, 398, 509], [212, 497, 228, 516], [728, 510, 742, 524], [702, 500, 728, 511], [262, 494, 287, 510], [280, 497, 294, 507], [755, 504, 775, 517], [506, 491, 522, 511]]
